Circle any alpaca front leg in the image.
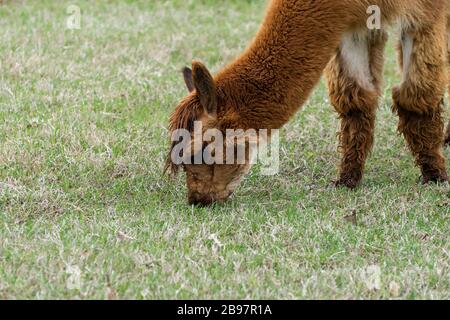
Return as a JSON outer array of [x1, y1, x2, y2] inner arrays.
[[393, 92, 448, 182], [334, 108, 376, 188], [393, 24, 448, 183], [325, 31, 386, 189]]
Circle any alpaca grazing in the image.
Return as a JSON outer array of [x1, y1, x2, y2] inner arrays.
[[167, 0, 450, 206]]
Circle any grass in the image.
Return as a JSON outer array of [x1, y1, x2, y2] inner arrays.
[[0, 0, 448, 299]]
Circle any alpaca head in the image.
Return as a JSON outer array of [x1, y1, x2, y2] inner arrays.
[[166, 61, 255, 206]]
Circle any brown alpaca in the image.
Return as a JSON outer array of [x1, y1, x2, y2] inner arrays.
[[167, 0, 450, 206]]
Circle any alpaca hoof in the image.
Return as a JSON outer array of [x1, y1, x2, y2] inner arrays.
[[334, 176, 361, 190], [421, 172, 449, 184]]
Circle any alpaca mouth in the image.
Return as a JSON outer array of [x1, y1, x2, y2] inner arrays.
[[188, 192, 232, 207], [188, 192, 216, 207]]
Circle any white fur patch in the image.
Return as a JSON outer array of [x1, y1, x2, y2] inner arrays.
[[401, 32, 414, 82], [340, 32, 375, 91]]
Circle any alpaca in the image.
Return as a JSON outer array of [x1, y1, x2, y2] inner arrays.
[[167, 0, 450, 206]]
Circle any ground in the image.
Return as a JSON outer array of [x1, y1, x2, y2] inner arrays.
[[0, 0, 448, 299]]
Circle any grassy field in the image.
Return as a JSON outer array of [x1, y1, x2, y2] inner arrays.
[[0, 0, 448, 299]]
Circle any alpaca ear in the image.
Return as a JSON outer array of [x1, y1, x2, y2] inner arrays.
[[192, 61, 217, 115], [182, 67, 195, 92]]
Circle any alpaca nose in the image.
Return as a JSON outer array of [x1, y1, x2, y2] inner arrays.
[[188, 193, 215, 207]]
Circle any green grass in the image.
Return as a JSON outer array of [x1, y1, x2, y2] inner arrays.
[[0, 0, 448, 299]]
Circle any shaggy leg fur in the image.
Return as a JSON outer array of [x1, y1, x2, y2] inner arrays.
[[325, 31, 387, 189], [393, 21, 449, 183]]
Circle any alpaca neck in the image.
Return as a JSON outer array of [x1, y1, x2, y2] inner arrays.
[[216, 0, 351, 130]]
